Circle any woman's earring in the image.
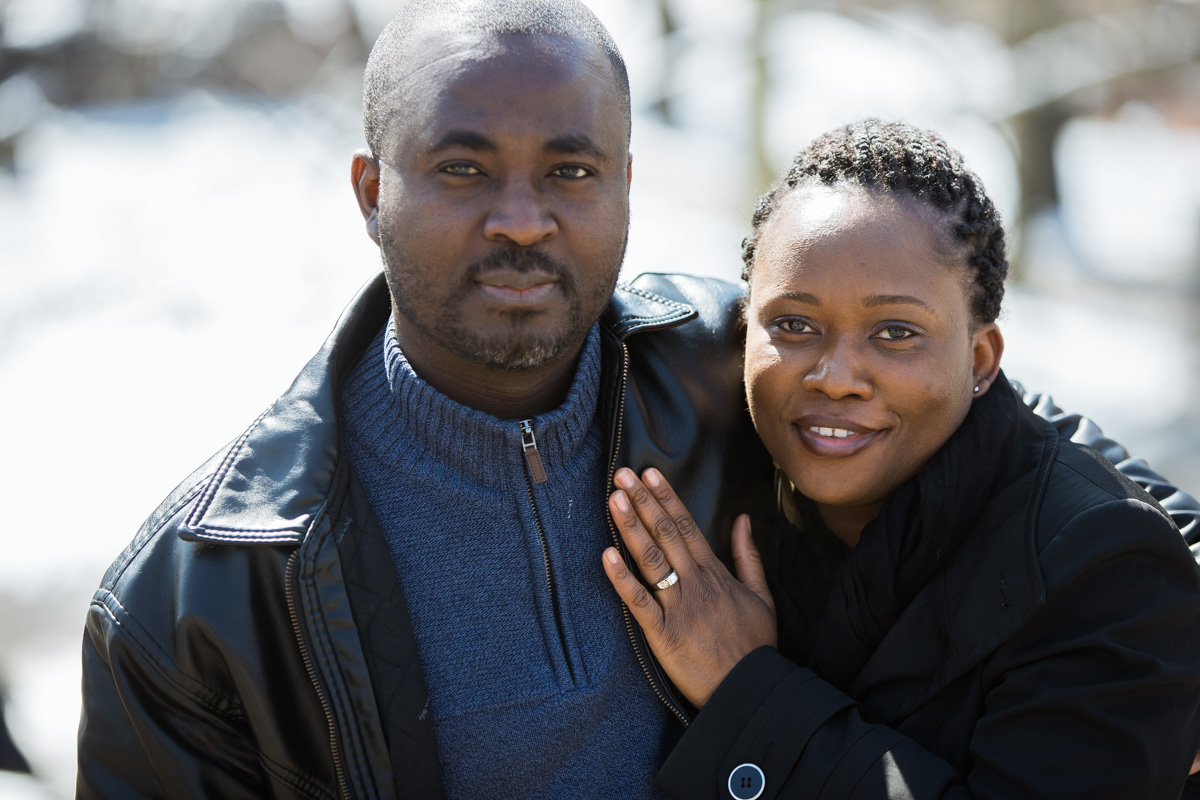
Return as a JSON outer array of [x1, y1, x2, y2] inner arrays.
[[973, 385, 980, 394]]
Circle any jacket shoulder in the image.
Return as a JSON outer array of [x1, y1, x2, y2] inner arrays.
[[624, 272, 743, 331], [98, 442, 233, 590], [614, 272, 745, 379], [1030, 441, 1197, 604], [1035, 441, 1177, 552], [85, 418, 313, 722]]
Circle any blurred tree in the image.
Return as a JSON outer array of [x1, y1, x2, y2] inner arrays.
[[750, 0, 779, 193], [650, 0, 680, 124], [999, 1, 1200, 272], [745, 0, 1200, 274], [0, 0, 369, 168]]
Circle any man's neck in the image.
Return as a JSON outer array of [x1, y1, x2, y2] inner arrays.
[[393, 317, 584, 420]]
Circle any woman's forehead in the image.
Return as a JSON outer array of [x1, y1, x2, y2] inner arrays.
[[750, 184, 971, 310], [757, 185, 933, 261]]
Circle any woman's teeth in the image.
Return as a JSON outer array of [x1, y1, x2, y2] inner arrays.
[[810, 427, 853, 439]]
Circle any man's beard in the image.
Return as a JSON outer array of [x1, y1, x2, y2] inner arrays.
[[385, 245, 616, 371]]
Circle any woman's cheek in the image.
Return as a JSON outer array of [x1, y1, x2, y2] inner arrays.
[[744, 353, 794, 463], [743, 344, 776, 431]]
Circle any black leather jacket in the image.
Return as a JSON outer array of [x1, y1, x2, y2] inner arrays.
[[77, 273, 1200, 799]]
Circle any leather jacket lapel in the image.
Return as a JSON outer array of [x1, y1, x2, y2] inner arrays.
[[184, 274, 392, 543]]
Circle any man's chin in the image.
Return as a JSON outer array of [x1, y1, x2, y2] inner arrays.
[[454, 331, 577, 371]]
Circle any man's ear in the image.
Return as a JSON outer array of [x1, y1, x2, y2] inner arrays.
[[351, 149, 381, 245], [970, 322, 1004, 397]]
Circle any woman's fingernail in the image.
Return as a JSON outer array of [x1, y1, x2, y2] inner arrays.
[[644, 468, 662, 488], [615, 469, 636, 489], [612, 490, 630, 512], [604, 548, 620, 565]]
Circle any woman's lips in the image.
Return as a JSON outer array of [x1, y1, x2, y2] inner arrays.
[[791, 418, 884, 458]]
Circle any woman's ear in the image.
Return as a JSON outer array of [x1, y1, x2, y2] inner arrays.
[[970, 322, 1004, 397], [351, 150, 381, 245]]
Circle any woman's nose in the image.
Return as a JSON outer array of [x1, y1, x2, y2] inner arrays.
[[483, 180, 558, 246], [800, 340, 873, 400]]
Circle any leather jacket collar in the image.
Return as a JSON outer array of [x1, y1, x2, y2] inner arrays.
[[182, 273, 699, 545]]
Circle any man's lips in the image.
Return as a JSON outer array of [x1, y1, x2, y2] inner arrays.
[[474, 270, 559, 304], [791, 416, 885, 458]]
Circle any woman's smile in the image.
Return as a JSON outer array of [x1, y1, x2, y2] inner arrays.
[[792, 416, 886, 458]]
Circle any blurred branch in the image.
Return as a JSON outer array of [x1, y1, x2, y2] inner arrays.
[[649, 0, 679, 123], [0, 0, 368, 169], [1003, 1, 1200, 118], [751, 0, 775, 194], [999, 2, 1200, 275]]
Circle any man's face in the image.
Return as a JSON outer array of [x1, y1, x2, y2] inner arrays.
[[367, 32, 631, 371]]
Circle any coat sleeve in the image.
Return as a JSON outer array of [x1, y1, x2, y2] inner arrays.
[[656, 499, 1200, 800], [76, 590, 270, 799], [1015, 380, 1200, 548]]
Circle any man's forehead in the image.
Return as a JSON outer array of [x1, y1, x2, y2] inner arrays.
[[374, 29, 620, 156], [388, 28, 605, 100]]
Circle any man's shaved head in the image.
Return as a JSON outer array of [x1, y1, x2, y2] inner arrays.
[[363, 0, 630, 158]]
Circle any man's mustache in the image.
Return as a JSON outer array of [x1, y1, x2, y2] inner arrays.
[[464, 248, 569, 279]]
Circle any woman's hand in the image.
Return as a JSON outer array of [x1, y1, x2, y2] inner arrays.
[[602, 467, 777, 709]]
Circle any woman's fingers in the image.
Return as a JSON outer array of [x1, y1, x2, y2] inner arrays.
[[613, 468, 696, 577], [731, 514, 774, 612], [609, 488, 677, 589], [602, 547, 665, 634], [640, 468, 719, 567]]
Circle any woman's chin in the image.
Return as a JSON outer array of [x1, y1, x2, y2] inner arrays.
[[786, 471, 899, 521]]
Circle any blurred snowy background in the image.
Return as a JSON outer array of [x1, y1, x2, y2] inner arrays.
[[1, 0, 1199, 795]]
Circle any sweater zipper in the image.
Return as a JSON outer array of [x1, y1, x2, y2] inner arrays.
[[520, 419, 549, 485], [604, 341, 690, 727], [519, 418, 574, 683], [285, 549, 353, 799]]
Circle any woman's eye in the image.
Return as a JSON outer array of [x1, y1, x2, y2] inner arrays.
[[876, 325, 916, 341], [551, 165, 593, 179], [777, 318, 815, 334]]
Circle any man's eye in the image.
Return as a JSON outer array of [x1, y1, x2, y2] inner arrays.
[[441, 163, 482, 176], [876, 325, 915, 341], [551, 165, 593, 179]]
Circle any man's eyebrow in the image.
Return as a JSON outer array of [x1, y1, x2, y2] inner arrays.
[[424, 132, 610, 161], [428, 131, 498, 154], [862, 294, 938, 314], [543, 135, 609, 161]]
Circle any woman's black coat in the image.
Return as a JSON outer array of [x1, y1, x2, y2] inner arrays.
[[657, 402, 1200, 800]]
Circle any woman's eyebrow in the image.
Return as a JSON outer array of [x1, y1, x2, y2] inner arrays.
[[779, 290, 821, 305], [862, 294, 937, 314]]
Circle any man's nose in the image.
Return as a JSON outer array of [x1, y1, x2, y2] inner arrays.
[[799, 337, 874, 400], [483, 179, 558, 246]]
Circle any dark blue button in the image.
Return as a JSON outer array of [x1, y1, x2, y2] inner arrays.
[[728, 762, 765, 800]]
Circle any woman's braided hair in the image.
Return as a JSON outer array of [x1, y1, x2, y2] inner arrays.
[[741, 119, 1008, 324]]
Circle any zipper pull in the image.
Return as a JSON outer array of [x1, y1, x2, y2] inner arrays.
[[519, 419, 548, 484]]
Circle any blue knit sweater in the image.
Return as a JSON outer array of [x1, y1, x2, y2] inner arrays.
[[340, 321, 679, 799]]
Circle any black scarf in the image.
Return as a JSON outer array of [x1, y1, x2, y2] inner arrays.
[[803, 371, 1022, 692]]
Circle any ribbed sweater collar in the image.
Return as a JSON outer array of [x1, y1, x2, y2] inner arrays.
[[344, 319, 602, 490]]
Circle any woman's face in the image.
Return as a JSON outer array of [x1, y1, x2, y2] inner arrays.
[[744, 184, 1001, 536]]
